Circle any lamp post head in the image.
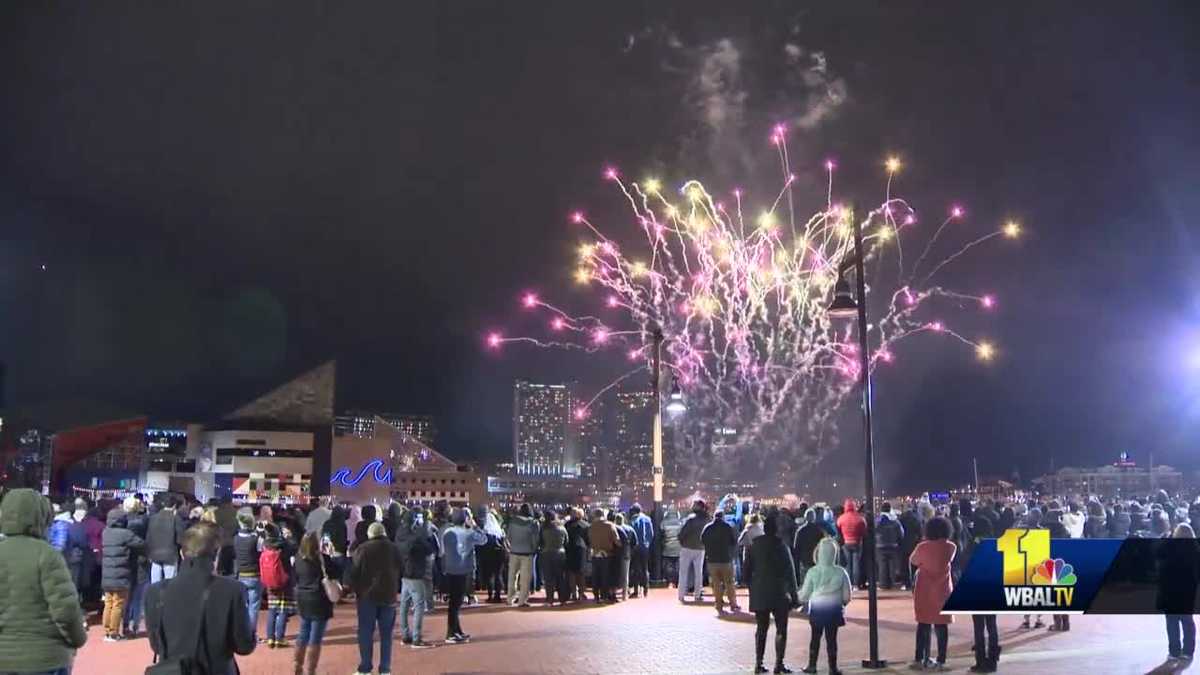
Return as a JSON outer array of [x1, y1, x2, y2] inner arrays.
[[664, 377, 687, 415], [828, 274, 858, 318]]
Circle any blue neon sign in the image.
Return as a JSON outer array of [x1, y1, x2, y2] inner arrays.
[[331, 458, 393, 487]]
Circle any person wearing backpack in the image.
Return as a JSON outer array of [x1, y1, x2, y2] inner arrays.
[[146, 521, 256, 674], [260, 523, 297, 649]]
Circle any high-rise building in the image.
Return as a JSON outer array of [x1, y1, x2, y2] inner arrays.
[[566, 399, 605, 480], [612, 389, 655, 490], [334, 411, 437, 446], [513, 380, 572, 476]]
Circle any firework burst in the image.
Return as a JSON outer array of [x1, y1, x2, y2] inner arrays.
[[488, 125, 1020, 479]]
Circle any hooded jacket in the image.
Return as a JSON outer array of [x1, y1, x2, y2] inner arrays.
[[504, 514, 541, 555], [395, 521, 436, 580], [0, 489, 89, 672], [700, 517, 737, 564], [677, 510, 708, 550], [836, 500, 866, 546], [796, 538, 852, 613], [101, 508, 145, 591], [748, 530, 800, 612], [875, 511, 904, 549], [49, 511, 72, 551]]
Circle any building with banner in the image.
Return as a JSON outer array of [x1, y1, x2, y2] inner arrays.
[[45, 361, 337, 503]]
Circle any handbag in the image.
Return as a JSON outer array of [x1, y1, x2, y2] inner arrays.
[[145, 580, 211, 675], [319, 555, 343, 604]]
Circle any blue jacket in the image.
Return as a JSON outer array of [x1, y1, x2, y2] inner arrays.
[[630, 513, 654, 551], [48, 516, 71, 552], [441, 526, 486, 576]]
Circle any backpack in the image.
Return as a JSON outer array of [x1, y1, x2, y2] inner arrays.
[[260, 547, 289, 590]]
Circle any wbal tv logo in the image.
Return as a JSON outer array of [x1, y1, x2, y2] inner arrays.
[[996, 529, 1077, 608]]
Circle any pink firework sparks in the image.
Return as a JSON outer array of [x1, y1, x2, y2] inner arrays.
[[488, 125, 1017, 470]]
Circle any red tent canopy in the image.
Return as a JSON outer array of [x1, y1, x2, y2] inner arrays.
[[51, 417, 148, 473]]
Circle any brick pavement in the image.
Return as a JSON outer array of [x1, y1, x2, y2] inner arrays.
[[74, 588, 1186, 674]]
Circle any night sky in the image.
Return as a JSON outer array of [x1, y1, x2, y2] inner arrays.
[[3, 3, 1199, 493]]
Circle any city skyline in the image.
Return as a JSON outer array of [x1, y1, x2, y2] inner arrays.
[[2, 5, 1199, 494]]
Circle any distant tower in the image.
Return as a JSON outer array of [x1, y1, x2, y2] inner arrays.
[[512, 379, 571, 476]]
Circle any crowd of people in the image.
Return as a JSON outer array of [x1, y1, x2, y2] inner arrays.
[[3, 485, 1200, 674]]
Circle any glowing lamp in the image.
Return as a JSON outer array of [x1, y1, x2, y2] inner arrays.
[[664, 377, 688, 415], [827, 274, 858, 318]]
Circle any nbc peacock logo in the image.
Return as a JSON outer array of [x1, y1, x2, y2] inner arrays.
[[997, 529, 1077, 608]]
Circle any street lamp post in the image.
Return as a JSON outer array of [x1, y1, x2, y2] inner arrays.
[[650, 328, 666, 585], [828, 213, 887, 669], [649, 327, 686, 587]]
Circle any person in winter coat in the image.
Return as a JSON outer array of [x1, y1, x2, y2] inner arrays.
[[63, 505, 93, 602], [122, 496, 151, 637], [835, 499, 866, 589], [967, 516, 1001, 673], [0, 488, 89, 674], [539, 510, 569, 605], [898, 504, 922, 590], [749, 514, 801, 675], [260, 523, 297, 649], [350, 521, 402, 674], [564, 508, 590, 602], [49, 505, 73, 552], [145, 497, 186, 583], [293, 531, 334, 675], [588, 508, 621, 603], [396, 511, 437, 648], [504, 503, 541, 607], [613, 512, 637, 601], [146, 521, 255, 675], [739, 513, 765, 588], [1109, 502, 1132, 538], [660, 507, 682, 587], [702, 510, 740, 614], [352, 504, 377, 551], [627, 504, 654, 598], [1158, 523, 1200, 661], [320, 506, 349, 584], [100, 507, 144, 641], [875, 503, 905, 590], [441, 508, 487, 644], [677, 500, 709, 602], [797, 537, 852, 675], [1062, 502, 1085, 539], [1083, 501, 1109, 538], [909, 516, 956, 669], [476, 506, 506, 603]]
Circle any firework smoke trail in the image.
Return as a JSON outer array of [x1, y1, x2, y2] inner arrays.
[[488, 125, 1020, 479]]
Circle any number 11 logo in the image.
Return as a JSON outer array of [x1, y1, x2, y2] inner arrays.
[[997, 529, 1050, 586]]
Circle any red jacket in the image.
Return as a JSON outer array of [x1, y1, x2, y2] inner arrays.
[[836, 499, 866, 546]]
